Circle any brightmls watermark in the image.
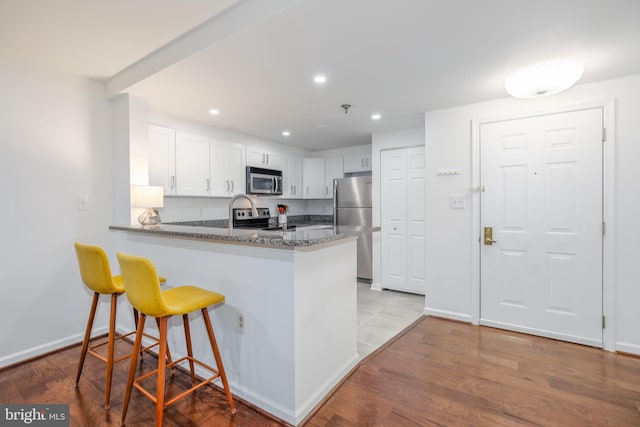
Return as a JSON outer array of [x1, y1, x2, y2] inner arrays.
[[0, 405, 68, 426]]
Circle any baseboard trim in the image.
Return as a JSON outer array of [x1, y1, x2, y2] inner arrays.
[[615, 341, 640, 356], [0, 326, 108, 370], [424, 307, 472, 323]]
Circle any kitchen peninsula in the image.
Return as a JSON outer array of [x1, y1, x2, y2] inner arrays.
[[109, 223, 362, 425]]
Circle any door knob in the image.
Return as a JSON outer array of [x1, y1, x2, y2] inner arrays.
[[484, 227, 497, 245]]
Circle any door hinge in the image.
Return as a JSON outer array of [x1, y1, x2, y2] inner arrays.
[[602, 315, 606, 329], [602, 127, 606, 142]]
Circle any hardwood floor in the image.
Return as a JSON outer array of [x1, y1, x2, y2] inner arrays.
[[1, 317, 639, 426]]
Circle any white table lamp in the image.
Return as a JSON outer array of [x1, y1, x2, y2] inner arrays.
[[134, 185, 164, 225]]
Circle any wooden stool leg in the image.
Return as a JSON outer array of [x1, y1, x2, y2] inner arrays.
[[104, 293, 118, 409], [122, 314, 146, 425], [155, 317, 168, 427], [202, 308, 236, 415], [155, 317, 175, 376], [182, 314, 196, 385], [75, 292, 99, 386]]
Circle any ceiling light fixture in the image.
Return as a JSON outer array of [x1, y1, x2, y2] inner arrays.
[[371, 113, 382, 120], [505, 58, 584, 99], [282, 130, 291, 137], [313, 74, 327, 84], [208, 108, 220, 115]]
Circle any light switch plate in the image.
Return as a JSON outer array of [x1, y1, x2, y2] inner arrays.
[[77, 195, 89, 210], [449, 194, 465, 209]]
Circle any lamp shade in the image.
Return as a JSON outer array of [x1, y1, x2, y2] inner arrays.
[[133, 185, 164, 208], [505, 58, 583, 99]]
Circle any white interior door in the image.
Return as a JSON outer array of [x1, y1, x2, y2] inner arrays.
[[381, 147, 426, 294], [480, 108, 603, 347]]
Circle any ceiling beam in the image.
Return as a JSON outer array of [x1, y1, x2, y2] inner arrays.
[[105, 0, 303, 98]]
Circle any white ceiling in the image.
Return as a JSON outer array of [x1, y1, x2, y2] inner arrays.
[[3, 0, 640, 150]]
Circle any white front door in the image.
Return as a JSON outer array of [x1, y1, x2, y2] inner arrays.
[[480, 108, 603, 347], [381, 146, 426, 295]]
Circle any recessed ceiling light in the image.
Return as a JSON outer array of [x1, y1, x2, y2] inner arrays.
[[371, 113, 382, 120], [313, 74, 327, 84], [208, 108, 220, 115], [282, 130, 291, 137], [505, 58, 584, 99]]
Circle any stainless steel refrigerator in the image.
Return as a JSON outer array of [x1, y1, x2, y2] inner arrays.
[[333, 176, 373, 282]]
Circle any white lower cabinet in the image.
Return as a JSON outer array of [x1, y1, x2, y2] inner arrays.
[[175, 131, 210, 196], [210, 139, 246, 196], [148, 125, 176, 195]]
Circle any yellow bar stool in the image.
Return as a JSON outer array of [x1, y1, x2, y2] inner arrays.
[[116, 252, 236, 426], [73, 242, 173, 409]]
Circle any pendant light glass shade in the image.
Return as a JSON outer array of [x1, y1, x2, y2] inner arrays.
[[505, 58, 583, 99]]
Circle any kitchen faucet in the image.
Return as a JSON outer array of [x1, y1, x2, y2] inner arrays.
[[228, 194, 259, 234]]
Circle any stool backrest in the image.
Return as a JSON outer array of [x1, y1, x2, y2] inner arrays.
[[116, 252, 169, 317], [74, 242, 118, 294]]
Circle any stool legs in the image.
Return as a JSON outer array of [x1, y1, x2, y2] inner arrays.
[[202, 308, 236, 414], [122, 314, 145, 425], [75, 292, 99, 386], [104, 293, 118, 409], [155, 317, 168, 427], [183, 314, 196, 385]]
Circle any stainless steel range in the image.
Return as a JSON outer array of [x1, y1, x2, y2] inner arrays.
[[232, 208, 296, 231]]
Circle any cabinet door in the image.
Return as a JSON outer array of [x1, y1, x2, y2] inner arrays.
[[148, 125, 176, 195], [343, 154, 372, 173], [324, 157, 344, 199], [175, 132, 210, 196], [302, 158, 326, 199], [226, 142, 246, 195], [246, 147, 284, 170], [209, 139, 229, 197], [283, 156, 302, 198]]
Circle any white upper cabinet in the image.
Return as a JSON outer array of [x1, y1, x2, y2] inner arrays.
[[283, 156, 303, 199], [175, 131, 210, 196], [148, 125, 176, 195], [246, 147, 285, 170], [324, 157, 344, 199], [343, 153, 372, 173], [302, 158, 326, 199], [210, 139, 246, 197]]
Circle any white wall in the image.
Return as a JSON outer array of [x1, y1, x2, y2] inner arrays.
[[0, 57, 113, 367], [424, 73, 640, 354], [371, 127, 425, 290]]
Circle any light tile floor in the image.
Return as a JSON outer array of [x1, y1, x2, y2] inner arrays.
[[356, 282, 425, 359]]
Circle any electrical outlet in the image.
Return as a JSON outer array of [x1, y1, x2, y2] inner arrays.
[[236, 312, 246, 333]]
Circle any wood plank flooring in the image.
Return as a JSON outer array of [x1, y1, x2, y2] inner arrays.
[[1, 317, 639, 426]]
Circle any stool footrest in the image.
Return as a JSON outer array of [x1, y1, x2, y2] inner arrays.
[[133, 356, 222, 409], [87, 331, 164, 364]]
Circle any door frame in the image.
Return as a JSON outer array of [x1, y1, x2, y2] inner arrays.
[[470, 100, 616, 351]]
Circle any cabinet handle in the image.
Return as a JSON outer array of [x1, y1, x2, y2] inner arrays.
[[306, 186, 309, 195], [325, 186, 329, 195], [170, 176, 175, 189], [361, 158, 364, 167], [230, 180, 234, 192], [225, 180, 229, 192], [262, 153, 266, 164], [266, 153, 269, 164], [206, 178, 210, 192]]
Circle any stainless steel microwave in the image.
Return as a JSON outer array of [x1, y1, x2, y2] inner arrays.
[[246, 166, 283, 195]]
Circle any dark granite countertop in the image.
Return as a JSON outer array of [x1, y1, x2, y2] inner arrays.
[[109, 223, 378, 249]]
